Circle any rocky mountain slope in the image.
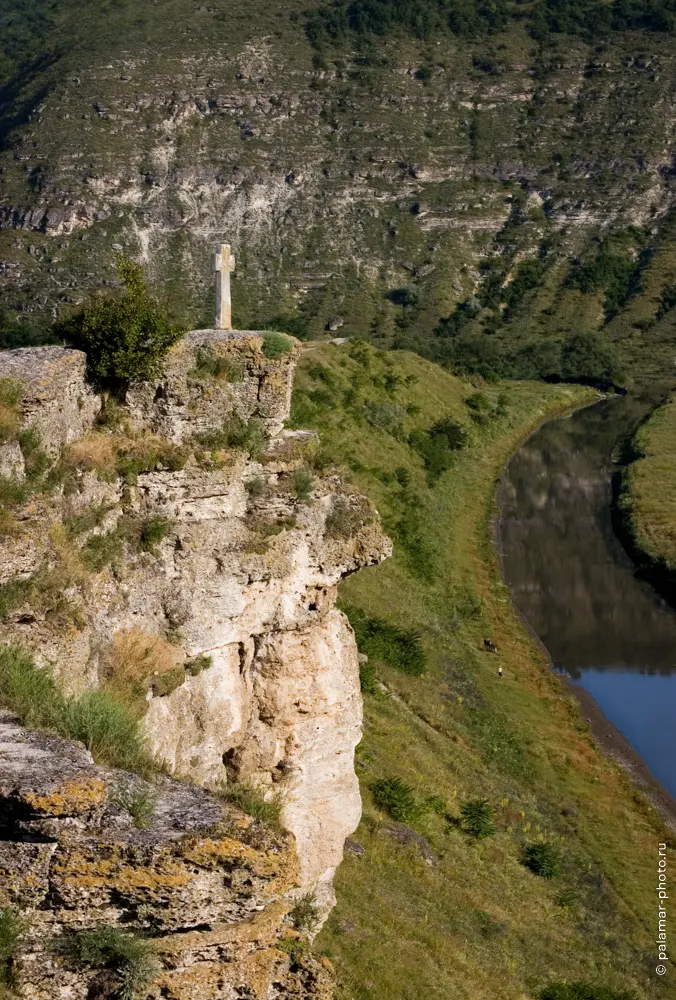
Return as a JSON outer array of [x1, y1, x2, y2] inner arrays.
[[2, 1, 676, 376], [0, 330, 390, 998]]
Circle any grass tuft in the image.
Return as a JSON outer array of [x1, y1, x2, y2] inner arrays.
[[0, 645, 154, 775], [371, 777, 420, 823], [219, 781, 283, 829], [66, 925, 159, 1000]]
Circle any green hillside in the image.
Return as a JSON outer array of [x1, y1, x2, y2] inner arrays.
[[290, 342, 669, 1000], [2, 0, 676, 380]]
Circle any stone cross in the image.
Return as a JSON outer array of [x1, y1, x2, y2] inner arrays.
[[213, 243, 236, 330]]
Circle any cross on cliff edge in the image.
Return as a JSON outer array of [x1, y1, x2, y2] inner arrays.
[[213, 243, 236, 330]]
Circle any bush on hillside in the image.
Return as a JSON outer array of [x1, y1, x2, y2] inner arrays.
[[460, 798, 496, 838], [372, 777, 420, 822], [521, 841, 562, 878], [55, 256, 185, 387], [341, 603, 426, 675], [0, 308, 55, 351], [410, 416, 467, 481]]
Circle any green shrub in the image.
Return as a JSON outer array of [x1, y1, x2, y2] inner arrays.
[[341, 604, 426, 676], [139, 516, 171, 553], [293, 467, 314, 502], [410, 417, 467, 482], [116, 441, 189, 484], [18, 428, 50, 479], [56, 256, 186, 387], [66, 691, 152, 774], [372, 777, 420, 823], [0, 577, 33, 618], [67, 925, 159, 1000], [521, 842, 562, 879], [290, 892, 320, 933], [0, 646, 153, 775], [540, 985, 637, 1000], [261, 332, 293, 359], [220, 781, 283, 828], [460, 798, 496, 838], [362, 400, 406, 437]]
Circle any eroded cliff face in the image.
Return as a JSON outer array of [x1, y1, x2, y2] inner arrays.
[[0, 333, 391, 997], [0, 709, 335, 1000]]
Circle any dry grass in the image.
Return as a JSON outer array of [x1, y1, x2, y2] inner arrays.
[[100, 627, 186, 713], [63, 432, 117, 477]]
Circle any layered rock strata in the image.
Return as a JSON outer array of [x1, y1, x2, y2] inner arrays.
[[0, 333, 391, 997], [0, 710, 334, 1000]]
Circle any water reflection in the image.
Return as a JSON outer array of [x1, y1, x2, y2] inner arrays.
[[500, 387, 676, 795]]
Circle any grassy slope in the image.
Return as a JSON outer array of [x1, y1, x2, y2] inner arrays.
[[622, 394, 676, 572], [290, 344, 670, 1000]]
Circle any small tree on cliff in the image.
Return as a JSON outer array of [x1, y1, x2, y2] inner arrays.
[[56, 256, 186, 387]]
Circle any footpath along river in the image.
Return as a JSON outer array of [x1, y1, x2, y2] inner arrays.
[[499, 386, 676, 802]]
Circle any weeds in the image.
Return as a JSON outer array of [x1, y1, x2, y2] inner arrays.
[[196, 415, 266, 460], [359, 658, 379, 694], [0, 381, 21, 443], [190, 345, 243, 382], [340, 604, 425, 676], [113, 786, 157, 829], [540, 985, 636, 1000], [66, 925, 159, 1000], [139, 516, 170, 553], [245, 476, 266, 497], [0, 909, 22, 991], [325, 496, 372, 540]]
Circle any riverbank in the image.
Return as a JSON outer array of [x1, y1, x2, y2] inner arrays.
[[616, 390, 676, 602], [290, 344, 667, 1000]]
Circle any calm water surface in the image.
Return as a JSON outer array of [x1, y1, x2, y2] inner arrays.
[[500, 389, 676, 797]]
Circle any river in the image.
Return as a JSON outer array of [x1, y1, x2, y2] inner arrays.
[[499, 386, 676, 799]]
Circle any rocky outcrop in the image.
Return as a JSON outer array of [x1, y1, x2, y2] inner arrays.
[[0, 334, 391, 996], [0, 347, 101, 456], [0, 710, 334, 1000], [125, 330, 298, 441]]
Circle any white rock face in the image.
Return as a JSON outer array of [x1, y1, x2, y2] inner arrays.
[[0, 335, 392, 925]]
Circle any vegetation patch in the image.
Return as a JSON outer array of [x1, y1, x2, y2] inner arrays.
[[289, 892, 320, 933], [459, 798, 496, 839], [0, 645, 153, 775], [261, 332, 293, 359], [371, 777, 421, 823], [56, 257, 185, 388], [340, 603, 425, 676], [521, 842, 562, 879], [66, 925, 159, 1000], [219, 781, 283, 829], [0, 908, 22, 993]]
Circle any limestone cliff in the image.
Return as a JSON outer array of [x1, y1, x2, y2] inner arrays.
[[0, 332, 391, 998]]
